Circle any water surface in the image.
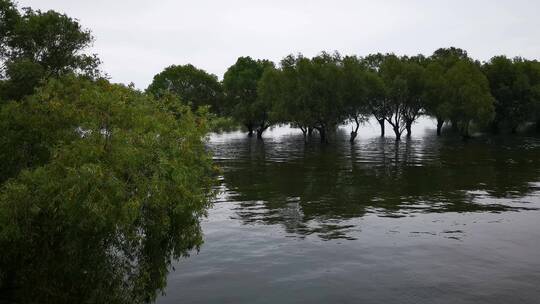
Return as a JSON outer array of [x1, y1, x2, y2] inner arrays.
[[158, 119, 540, 304]]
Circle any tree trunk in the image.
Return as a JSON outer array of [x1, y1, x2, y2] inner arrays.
[[461, 121, 471, 140], [300, 126, 307, 142], [436, 118, 444, 136], [319, 127, 327, 144], [308, 127, 314, 137], [378, 118, 385, 137], [393, 126, 401, 141], [300, 126, 307, 137], [256, 123, 269, 139], [350, 118, 360, 143], [247, 124, 254, 137], [451, 119, 459, 132], [350, 132, 357, 143], [405, 122, 412, 138]]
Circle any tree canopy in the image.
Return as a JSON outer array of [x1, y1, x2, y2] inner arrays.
[[0, 76, 216, 303], [258, 52, 349, 142], [0, 0, 99, 101], [147, 64, 223, 114], [253, 48, 516, 141], [223, 56, 274, 138], [445, 59, 495, 137], [0, 0, 539, 301], [483, 56, 540, 133]]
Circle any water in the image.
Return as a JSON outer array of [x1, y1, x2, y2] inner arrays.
[[158, 118, 540, 304]]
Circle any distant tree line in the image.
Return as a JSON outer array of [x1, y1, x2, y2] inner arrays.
[[148, 49, 540, 142]]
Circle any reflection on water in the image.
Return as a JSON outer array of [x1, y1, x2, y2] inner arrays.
[[159, 119, 540, 304], [213, 123, 540, 240]]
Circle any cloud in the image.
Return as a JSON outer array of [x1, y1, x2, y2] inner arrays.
[[19, 0, 540, 89]]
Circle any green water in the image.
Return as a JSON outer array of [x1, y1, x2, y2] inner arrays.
[[159, 120, 540, 304]]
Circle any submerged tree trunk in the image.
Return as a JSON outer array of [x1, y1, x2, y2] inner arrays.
[[300, 126, 307, 137], [405, 121, 412, 138], [349, 131, 358, 143], [451, 119, 459, 132], [299, 126, 308, 142], [246, 123, 254, 137], [461, 121, 471, 140], [318, 127, 328, 144], [349, 117, 360, 143], [393, 126, 401, 141], [377, 118, 385, 137], [256, 121, 270, 140], [436, 118, 444, 136], [320, 129, 327, 143], [256, 125, 269, 139]]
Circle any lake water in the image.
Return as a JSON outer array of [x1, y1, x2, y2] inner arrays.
[[158, 118, 540, 304]]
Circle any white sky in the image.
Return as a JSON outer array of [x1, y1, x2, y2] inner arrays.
[[19, 0, 540, 89]]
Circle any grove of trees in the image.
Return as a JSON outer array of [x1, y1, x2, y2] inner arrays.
[[1, 0, 540, 302], [148, 49, 540, 142]]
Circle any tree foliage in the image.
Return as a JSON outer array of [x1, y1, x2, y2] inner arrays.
[[483, 56, 540, 133], [424, 61, 452, 135], [0, 0, 100, 101], [341, 55, 369, 142], [147, 64, 223, 114], [223, 56, 274, 138], [445, 60, 495, 137], [0, 76, 216, 303], [259, 52, 347, 142], [377, 54, 428, 140], [256, 49, 501, 142]]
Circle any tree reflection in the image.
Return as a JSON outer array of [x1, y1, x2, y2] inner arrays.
[[215, 131, 540, 240]]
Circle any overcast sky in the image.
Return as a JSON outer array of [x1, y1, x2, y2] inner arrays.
[[19, 0, 540, 89]]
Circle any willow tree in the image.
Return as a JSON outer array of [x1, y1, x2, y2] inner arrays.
[[341, 55, 370, 142], [429, 47, 470, 130], [363, 54, 390, 136], [258, 53, 346, 143], [267, 54, 318, 138], [223, 56, 274, 138], [0, 1, 100, 101], [400, 56, 427, 137], [147, 64, 223, 114], [0, 76, 216, 304], [483, 56, 540, 133], [424, 61, 452, 135], [378, 55, 426, 141], [446, 60, 495, 138]]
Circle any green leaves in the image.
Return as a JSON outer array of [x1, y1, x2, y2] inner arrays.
[[258, 53, 348, 142], [446, 59, 495, 136], [483, 56, 540, 132], [223, 56, 275, 135], [0, 1, 100, 101], [0, 76, 216, 303], [423, 49, 496, 137], [147, 64, 223, 114]]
